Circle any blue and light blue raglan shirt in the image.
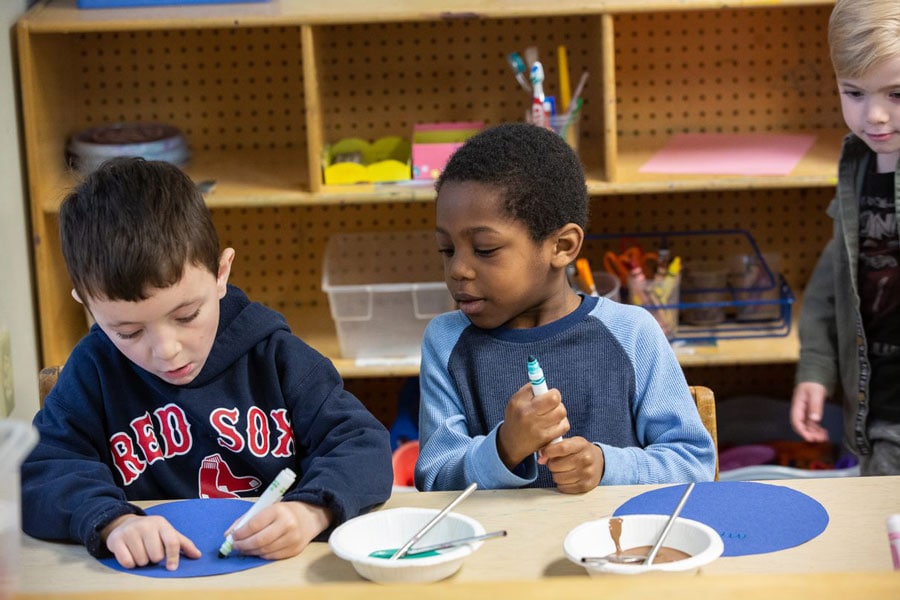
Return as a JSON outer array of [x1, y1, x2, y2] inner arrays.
[[415, 294, 716, 490]]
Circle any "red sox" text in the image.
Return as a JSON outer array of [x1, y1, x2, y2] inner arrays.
[[109, 404, 293, 485]]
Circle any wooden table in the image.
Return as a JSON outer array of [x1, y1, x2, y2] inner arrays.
[[14, 476, 900, 599]]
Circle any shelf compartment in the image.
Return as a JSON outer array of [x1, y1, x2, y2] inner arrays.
[[306, 15, 609, 189], [584, 229, 796, 341], [654, 276, 796, 341], [22, 25, 310, 209], [610, 128, 843, 191], [610, 5, 839, 184], [321, 230, 452, 360], [18, 0, 837, 381]]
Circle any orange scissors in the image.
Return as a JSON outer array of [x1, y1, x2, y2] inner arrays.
[[603, 246, 659, 286]]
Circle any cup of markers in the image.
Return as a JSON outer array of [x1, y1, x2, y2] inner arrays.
[[628, 257, 681, 340], [524, 97, 582, 153], [512, 44, 587, 153]]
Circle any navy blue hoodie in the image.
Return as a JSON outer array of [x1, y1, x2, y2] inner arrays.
[[22, 286, 392, 556]]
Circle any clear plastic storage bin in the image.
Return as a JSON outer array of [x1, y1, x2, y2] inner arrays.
[[322, 231, 453, 359]]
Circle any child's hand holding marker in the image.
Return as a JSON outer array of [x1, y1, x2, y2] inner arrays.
[[225, 498, 332, 560], [217, 467, 331, 560], [537, 433, 605, 493], [496, 359, 568, 473], [527, 356, 563, 444], [527, 356, 605, 492], [219, 467, 296, 558]]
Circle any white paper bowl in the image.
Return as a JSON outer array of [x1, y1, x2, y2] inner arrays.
[[564, 514, 724, 576], [329, 507, 486, 584]]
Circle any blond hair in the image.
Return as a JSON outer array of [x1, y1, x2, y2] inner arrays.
[[829, 0, 900, 78]]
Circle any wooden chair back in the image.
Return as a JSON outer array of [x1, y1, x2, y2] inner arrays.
[[689, 385, 719, 480], [38, 365, 62, 408]]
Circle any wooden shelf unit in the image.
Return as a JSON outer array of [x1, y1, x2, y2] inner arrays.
[[19, 1, 837, 403]]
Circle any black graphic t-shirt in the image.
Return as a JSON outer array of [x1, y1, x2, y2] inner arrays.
[[858, 166, 900, 421]]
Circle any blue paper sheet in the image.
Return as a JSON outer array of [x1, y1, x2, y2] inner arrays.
[[99, 498, 272, 578], [614, 481, 829, 556]]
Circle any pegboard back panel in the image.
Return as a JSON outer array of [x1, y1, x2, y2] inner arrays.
[[614, 6, 839, 139], [20, 2, 840, 374], [209, 187, 833, 358], [65, 27, 307, 152], [211, 201, 436, 314], [585, 187, 834, 294], [312, 16, 606, 171], [323, 231, 444, 286]]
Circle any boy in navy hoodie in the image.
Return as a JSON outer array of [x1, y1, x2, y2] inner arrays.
[[22, 157, 393, 570]]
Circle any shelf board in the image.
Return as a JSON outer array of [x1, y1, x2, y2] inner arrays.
[[597, 128, 843, 195], [316, 181, 439, 204], [673, 327, 800, 367], [185, 149, 312, 208], [22, 0, 835, 33], [328, 327, 799, 377], [41, 132, 844, 213], [41, 148, 313, 212], [283, 302, 799, 379]]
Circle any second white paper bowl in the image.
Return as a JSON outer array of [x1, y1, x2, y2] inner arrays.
[[564, 514, 724, 576]]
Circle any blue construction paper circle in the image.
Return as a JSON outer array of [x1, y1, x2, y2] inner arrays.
[[99, 498, 272, 577], [613, 481, 829, 557]]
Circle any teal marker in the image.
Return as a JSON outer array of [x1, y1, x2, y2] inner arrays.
[[526, 356, 562, 443], [527, 355, 549, 395]]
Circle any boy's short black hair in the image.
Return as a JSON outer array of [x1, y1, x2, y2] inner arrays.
[[435, 122, 589, 241], [59, 157, 220, 304]]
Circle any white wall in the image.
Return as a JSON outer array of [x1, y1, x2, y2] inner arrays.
[[0, 1, 40, 421]]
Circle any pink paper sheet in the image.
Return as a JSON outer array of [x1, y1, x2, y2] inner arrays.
[[639, 133, 818, 176]]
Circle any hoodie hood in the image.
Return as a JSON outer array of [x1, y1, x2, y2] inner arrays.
[[189, 285, 290, 386]]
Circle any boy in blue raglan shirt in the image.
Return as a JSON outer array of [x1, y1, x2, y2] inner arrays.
[[22, 157, 393, 570], [415, 123, 715, 493]]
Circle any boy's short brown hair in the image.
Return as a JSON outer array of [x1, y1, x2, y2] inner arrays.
[[60, 157, 220, 305]]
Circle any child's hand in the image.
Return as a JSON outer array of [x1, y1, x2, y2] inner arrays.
[[227, 501, 332, 560], [537, 437, 604, 493], [497, 383, 569, 470], [790, 382, 830, 442], [102, 513, 201, 571]]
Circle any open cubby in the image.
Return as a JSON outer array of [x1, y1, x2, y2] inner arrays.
[[19, 1, 837, 408]]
